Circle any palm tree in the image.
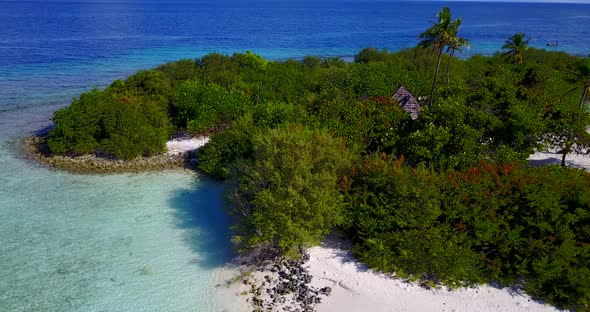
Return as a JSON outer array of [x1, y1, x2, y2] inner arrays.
[[419, 7, 461, 108], [502, 33, 530, 70], [445, 23, 471, 84]]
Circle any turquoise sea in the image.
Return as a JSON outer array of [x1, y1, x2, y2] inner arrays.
[[1, 1, 590, 311]]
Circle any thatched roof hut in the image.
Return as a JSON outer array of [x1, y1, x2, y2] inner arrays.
[[392, 85, 422, 120]]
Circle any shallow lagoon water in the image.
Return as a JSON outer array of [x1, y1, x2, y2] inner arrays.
[[0, 112, 233, 312]]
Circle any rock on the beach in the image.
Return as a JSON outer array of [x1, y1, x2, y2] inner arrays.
[[319, 286, 332, 296]]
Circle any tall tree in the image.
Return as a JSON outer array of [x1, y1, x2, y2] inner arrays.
[[419, 7, 462, 108], [581, 78, 590, 110], [546, 105, 590, 167], [549, 58, 590, 166], [445, 22, 470, 84], [502, 33, 530, 70], [570, 59, 590, 110]]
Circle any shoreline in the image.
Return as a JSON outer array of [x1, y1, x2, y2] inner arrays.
[[214, 149, 590, 312], [217, 236, 561, 312], [214, 248, 333, 312], [306, 238, 559, 312], [21, 135, 209, 174]]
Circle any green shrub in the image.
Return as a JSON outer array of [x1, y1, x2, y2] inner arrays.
[[48, 86, 171, 159], [156, 59, 198, 85], [354, 47, 393, 63], [125, 69, 171, 97], [345, 158, 590, 309], [345, 157, 486, 286], [197, 115, 257, 179], [196, 53, 240, 88], [98, 97, 170, 159], [233, 50, 269, 71], [197, 102, 308, 179], [174, 81, 247, 133], [251, 101, 308, 129], [229, 125, 358, 257], [307, 96, 411, 153], [302, 56, 322, 68]]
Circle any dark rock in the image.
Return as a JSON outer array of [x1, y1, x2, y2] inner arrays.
[[319, 286, 332, 296], [302, 253, 310, 262]]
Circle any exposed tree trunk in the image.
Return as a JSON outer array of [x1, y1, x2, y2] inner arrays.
[[580, 82, 589, 110], [256, 81, 263, 105], [429, 47, 444, 109], [562, 142, 573, 167], [512, 56, 517, 71], [446, 50, 454, 84]]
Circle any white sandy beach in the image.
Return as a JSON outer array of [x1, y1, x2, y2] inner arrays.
[[528, 149, 590, 171], [166, 136, 210, 155], [528, 127, 590, 170], [306, 240, 559, 312], [216, 239, 561, 312]]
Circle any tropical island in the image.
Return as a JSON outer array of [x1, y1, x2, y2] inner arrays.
[[28, 7, 590, 312]]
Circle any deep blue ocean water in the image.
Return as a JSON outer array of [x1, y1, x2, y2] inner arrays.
[[0, 1, 589, 311], [1, 1, 590, 113]]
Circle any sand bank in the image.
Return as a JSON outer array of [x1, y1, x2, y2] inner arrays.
[[216, 234, 559, 312], [306, 240, 559, 312], [24, 135, 209, 173], [166, 136, 209, 155], [528, 149, 590, 171], [217, 237, 561, 312]]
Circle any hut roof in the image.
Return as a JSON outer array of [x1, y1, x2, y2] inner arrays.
[[392, 85, 421, 120]]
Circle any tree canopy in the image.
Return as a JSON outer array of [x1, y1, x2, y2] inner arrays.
[[502, 32, 530, 69], [419, 7, 466, 107]]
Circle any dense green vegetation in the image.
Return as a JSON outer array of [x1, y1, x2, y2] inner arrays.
[[229, 125, 357, 257], [345, 159, 590, 308], [48, 71, 173, 159], [47, 7, 590, 310]]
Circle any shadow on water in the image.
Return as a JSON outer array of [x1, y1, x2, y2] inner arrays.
[[168, 177, 235, 269], [32, 125, 55, 137]]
